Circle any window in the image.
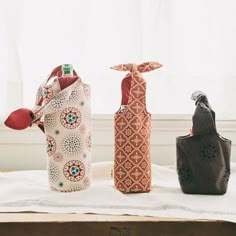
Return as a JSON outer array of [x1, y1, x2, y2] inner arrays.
[[1, 0, 236, 120]]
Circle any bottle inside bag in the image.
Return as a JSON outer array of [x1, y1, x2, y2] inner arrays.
[[120, 105, 127, 112], [62, 64, 73, 77]]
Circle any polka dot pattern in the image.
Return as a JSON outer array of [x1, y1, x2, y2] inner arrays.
[[44, 113, 57, 131], [49, 92, 67, 111], [69, 88, 80, 102], [48, 162, 59, 182]]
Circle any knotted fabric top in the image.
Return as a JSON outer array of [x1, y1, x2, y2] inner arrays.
[[4, 65, 80, 132], [111, 61, 162, 73], [191, 91, 216, 136], [111, 61, 162, 106]]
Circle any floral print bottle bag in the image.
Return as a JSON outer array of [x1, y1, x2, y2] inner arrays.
[[111, 62, 162, 193], [5, 65, 92, 192]]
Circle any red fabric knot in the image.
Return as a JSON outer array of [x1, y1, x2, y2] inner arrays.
[[4, 108, 34, 130], [4, 65, 80, 133]]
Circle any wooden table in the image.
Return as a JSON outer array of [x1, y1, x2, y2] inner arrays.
[[0, 213, 235, 236]]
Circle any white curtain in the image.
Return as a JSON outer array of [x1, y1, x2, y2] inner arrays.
[[1, 0, 236, 120]]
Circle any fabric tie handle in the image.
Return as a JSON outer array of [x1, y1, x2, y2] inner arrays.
[[110, 61, 162, 73], [191, 91, 211, 109], [4, 108, 34, 130], [111, 61, 162, 106], [191, 91, 216, 136], [4, 65, 79, 132]]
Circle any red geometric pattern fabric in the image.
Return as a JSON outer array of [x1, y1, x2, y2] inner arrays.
[[111, 62, 162, 193]]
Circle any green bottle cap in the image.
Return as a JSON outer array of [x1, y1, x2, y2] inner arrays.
[[62, 64, 73, 77]]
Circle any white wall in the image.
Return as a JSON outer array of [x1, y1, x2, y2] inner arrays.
[[2, 0, 236, 117], [0, 114, 235, 171]]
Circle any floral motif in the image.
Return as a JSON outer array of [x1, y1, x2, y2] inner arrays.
[[200, 142, 219, 161], [50, 92, 67, 110], [124, 161, 133, 170], [124, 178, 133, 187], [46, 135, 56, 156], [42, 85, 54, 103], [130, 167, 143, 180], [178, 167, 192, 183], [140, 128, 147, 136], [223, 168, 230, 182], [141, 144, 147, 153], [124, 145, 132, 153], [124, 128, 132, 137], [60, 107, 81, 129], [53, 152, 63, 162], [140, 161, 147, 169], [69, 88, 80, 102], [63, 160, 85, 182], [61, 133, 83, 156], [126, 111, 133, 120], [141, 177, 147, 186]]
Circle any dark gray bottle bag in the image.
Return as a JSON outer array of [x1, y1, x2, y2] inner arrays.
[[176, 91, 231, 195]]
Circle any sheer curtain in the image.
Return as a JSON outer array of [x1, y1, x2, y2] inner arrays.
[[1, 0, 236, 121]]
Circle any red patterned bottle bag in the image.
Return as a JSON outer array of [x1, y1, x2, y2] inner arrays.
[[5, 65, 92, 192], [111, 62, 162, 193]]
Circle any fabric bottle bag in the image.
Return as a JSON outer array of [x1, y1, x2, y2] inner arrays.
[[5, 65, 92, 192], [111, 62, 162, 193], [176, 91, 231, 195]]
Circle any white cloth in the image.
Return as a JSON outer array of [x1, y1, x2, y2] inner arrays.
[[0, 162, 236, 223]]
